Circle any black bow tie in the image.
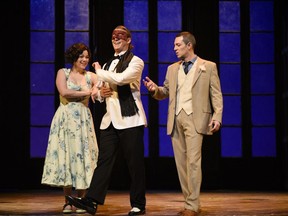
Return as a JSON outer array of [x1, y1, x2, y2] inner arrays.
[[112, 55, 121, 60]]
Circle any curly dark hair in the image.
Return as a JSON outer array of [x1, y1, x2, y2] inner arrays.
[[64, 43, 91, 64]]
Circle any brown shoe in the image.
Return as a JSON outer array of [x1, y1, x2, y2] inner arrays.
[[177, 209, 185, 215], [182, 209, 197, 216]]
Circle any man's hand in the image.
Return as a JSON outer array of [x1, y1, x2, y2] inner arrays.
[[100, 85, 113, 98], [209, 120, 221, 133], [92, 62, 102, 71], [143, 76, 157, 92]]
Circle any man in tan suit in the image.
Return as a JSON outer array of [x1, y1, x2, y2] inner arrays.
[[143, 31, 223, 216]]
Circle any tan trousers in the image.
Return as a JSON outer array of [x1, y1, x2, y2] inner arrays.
[[171, 109, 203, 212]]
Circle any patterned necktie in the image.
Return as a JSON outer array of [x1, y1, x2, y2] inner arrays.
[[184, 61, 192, 74]]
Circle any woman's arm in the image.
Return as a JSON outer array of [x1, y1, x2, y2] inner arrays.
[[56, 68, 91, 98]]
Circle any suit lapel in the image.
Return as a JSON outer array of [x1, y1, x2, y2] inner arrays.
[[192, 58, 205, 87], [170, 62, 180, 98]]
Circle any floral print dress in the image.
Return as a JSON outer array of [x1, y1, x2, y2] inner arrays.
[[41, 68, 98, 189]]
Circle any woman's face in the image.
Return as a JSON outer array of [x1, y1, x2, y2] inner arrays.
[[74, 50, 90, 69]]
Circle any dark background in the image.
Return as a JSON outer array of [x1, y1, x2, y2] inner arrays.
[[1, 0, 288, 192]]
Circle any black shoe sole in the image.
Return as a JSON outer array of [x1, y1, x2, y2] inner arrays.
[[128, 210, 146, 215], [65, 195, 97, 215]]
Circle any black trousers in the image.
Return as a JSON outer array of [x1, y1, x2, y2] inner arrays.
[[86, 123, 146, 209]]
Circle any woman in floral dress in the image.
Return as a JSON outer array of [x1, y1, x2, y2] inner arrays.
[[41, 43, 100, 214]]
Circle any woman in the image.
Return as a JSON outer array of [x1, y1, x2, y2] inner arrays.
[[41, 43, 100, 213]]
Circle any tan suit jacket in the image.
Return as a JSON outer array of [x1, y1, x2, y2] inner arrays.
[[152, 57, 223, 135]]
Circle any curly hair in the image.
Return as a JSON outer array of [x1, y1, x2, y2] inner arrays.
[[64, 43, 91, 64]]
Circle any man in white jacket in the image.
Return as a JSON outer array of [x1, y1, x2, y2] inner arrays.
[[67, 25, 147, 216]]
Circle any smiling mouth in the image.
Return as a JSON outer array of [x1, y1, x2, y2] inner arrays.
[[113, 42, 121, 46]]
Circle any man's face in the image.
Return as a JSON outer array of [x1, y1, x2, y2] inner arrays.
[[111, 29, 130, 53], [173, 36, 189, 60]]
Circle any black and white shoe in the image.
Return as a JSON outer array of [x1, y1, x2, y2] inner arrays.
[[128, 207, 146, 215], [65, 195, 97, 215]]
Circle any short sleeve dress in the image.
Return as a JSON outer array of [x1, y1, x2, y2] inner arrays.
[[41, 68, 98, 189]]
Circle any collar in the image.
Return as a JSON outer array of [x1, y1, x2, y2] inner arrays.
[[114, 50, 127, 57], [182, 55, 198, 65]]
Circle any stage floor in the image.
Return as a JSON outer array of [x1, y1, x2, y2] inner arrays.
[[0, 190, 288, 215]]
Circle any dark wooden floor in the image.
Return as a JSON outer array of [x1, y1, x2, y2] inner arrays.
[[0, 190, 288, 216]]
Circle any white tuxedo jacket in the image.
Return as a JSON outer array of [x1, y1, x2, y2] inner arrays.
[[96, 53, 147, 130]]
